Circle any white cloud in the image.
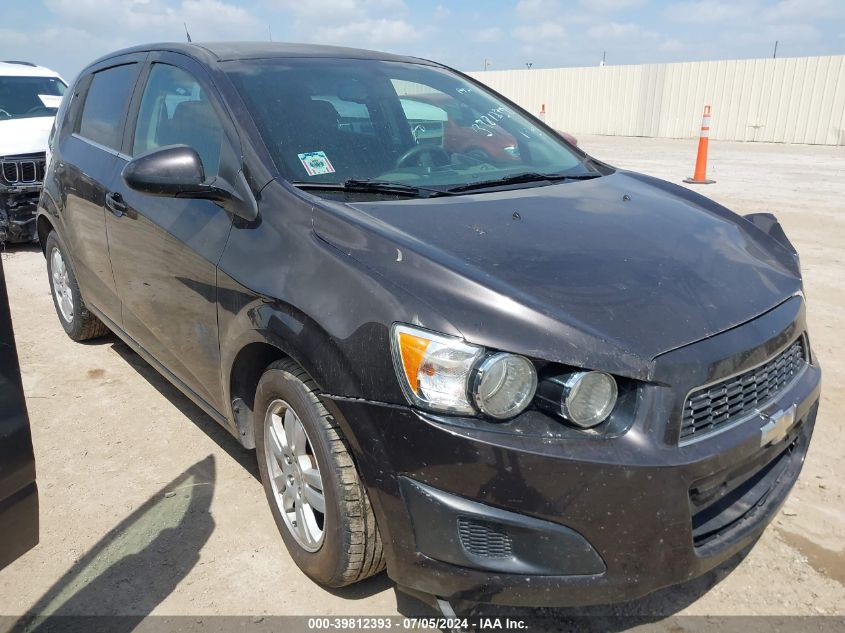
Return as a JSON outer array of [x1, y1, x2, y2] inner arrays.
[[0, 29, 29, 48], [43, 0, 262, 39], [660, 37, 684, 51], [0, 25, 127, 81], [515, 0, 562, 19], [313, 18, 423, 47], [588, 21, 656, 40], [182, 0, 264, 38], [513, 22, 566, 42], [726, 22, 821, 46], [263, 0, 407, 21], [582, 0, 647, 12], [473, 27, 503, 44], [434, 4, 450, 19], [664, 1, 753, 24], [764, 0, 844, 22], [261, 0, 422, 51]]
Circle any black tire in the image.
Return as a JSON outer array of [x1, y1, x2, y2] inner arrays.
[[254, 359, 385, 587], [45, 231, 109, 341]]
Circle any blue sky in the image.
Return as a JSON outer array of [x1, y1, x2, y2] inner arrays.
[[2, 0, 843, 81]]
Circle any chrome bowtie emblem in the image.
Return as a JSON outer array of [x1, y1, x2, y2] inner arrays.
[[760, 404, 797, 447]]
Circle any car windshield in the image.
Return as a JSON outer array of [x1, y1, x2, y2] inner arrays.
[[226, 58, 597, 195], [0, 75, 66, 120]]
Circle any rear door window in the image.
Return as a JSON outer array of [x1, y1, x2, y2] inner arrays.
[[77, 64, 138, 151]]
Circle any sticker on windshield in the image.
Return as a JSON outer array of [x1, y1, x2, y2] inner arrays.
[[298, 151, 336, 176]]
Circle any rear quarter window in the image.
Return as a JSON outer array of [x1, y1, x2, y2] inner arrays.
[[77, 64, 138, 151]]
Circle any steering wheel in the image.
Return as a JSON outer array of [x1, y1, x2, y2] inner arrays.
[[396, 144, 451, 169], [0, 108, 11, 119]]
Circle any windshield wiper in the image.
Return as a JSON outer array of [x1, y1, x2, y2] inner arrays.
[[293, 178, 451, 198], [446, 171, 600, 194]]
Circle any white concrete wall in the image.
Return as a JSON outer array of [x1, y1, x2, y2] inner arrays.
[[468, 56, 845, 145]]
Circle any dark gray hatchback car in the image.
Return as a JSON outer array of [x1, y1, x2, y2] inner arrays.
[[38, 42, 820, 612]]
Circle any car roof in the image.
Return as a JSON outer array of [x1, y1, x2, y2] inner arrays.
[[88, 41, 436, 69], [0, 61, 63, 79]]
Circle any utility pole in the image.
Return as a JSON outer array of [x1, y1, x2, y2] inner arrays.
[[268, 24, 273, 41], [483, 58, 491, 71], [773, 41, 778, 59], [600, 51, 607, 67]]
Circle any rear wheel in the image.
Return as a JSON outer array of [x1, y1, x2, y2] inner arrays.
[[255, 359, 385, 587], [45, 231, 109, 341]]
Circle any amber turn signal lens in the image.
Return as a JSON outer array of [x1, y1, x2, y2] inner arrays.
[[390, 324, 483, 415], [397, 331, 431, 393]]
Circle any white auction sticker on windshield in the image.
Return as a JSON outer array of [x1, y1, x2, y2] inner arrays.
[[298, 151, 336, 176], [38, 94, 62, 108]]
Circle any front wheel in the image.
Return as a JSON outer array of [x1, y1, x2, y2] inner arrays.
[[254, 359, 385, 587]]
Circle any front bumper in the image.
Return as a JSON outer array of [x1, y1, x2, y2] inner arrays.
[[323, 296, 821, 608]]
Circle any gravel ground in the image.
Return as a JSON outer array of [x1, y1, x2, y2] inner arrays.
[[0, 135, 843, 626]]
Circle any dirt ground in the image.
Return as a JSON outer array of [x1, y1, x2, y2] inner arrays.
[[0, 135, 843, 625]]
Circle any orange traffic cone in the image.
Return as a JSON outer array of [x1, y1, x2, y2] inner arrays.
[[684, 105, 715, 184], [539, 103, 546, 122]]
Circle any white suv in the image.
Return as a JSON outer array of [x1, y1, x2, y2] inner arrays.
[[0, 61, 66, 243]]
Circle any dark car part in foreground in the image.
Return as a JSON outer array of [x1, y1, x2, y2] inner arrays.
[[37, 42, 820, 612], [0, 253, 39, 570]]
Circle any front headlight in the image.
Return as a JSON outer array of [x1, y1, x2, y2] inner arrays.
[[471, 353, 537, 419], [390, 324, 536, 418], [536, 370, 618, 428]]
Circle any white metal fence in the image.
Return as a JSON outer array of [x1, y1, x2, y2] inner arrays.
[[468, 56, 845, 145]]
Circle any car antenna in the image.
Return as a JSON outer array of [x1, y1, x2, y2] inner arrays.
[[184, 22, 192, 43]]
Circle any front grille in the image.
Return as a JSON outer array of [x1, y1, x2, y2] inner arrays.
[[1, 154, 46, 185], [19, 161, 36, 182], [681, 338, 807, 443], [457, 517, 513, 559], [2, 162, 18, 182]]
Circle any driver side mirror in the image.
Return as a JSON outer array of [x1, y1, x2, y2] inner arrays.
[[122, 144, 257, 221]]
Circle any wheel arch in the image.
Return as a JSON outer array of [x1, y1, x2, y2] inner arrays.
[[223, 305, 363, 449], [227, 339, 290, 448], [36, 214, 56, 255]]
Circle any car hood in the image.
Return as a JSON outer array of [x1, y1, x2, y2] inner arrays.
[[0, 117, 53, 156], [312, 171, 802, 379]]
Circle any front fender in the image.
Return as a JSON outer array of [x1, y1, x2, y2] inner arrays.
[[217, 180, 460, 404], [218, 293, 366, 406]]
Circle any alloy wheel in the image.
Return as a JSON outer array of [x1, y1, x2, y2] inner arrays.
[[263, 399, 326, 551], [50, 247, 74, 323]]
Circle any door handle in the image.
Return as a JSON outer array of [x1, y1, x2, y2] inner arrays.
[[105, 191, 127, 217]]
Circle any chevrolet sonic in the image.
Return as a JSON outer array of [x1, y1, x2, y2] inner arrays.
[[37, 42, 821, 612]]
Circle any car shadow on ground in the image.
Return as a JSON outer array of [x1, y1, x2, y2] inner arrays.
[[8, 456, 216, 633], [1, 242, 41, 255], [105, 336, 397, 603], [108, 339, 259, 481]]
